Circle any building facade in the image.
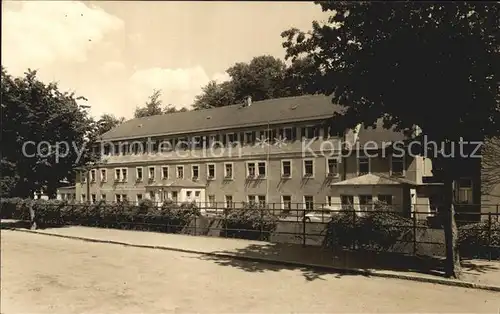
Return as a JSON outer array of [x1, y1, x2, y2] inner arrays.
[[75, 94, 496, 219]]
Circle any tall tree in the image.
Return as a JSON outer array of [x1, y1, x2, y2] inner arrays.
[[134, 89, 164, 118], [96, 114, 125, 136], [1, 67, 96, 198], [482, 137, 500, 195], [192, 81, 236, 110], [282, 2, 499, 278]]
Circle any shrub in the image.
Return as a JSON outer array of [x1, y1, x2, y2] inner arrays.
[[459, 220, 500, 259], [223, 202, 278, 240], [323, 201, 416, 251]]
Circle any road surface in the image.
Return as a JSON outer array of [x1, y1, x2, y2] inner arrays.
[[1, 230, 498, 313]]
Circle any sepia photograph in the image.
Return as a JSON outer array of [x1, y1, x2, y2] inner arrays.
[[1, 1, 499, 313]]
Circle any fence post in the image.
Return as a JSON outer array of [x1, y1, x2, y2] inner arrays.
[[260, 205, 264, 241], [29, 202, 37, 230], [302, 205, 306, 247], [223, 202, 228, 238], [352, 209, 356, 250], [413, 209, 417, 256], [488, 213, 492, 261]]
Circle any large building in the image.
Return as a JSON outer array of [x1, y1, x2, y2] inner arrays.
[[76, 94, 498, 219]]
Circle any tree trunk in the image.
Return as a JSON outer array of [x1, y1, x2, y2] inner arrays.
[[443, 176, 461, 278], [29, 203, 37, 230]]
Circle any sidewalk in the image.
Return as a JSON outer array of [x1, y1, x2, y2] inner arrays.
[[2, 220, 500, 291]]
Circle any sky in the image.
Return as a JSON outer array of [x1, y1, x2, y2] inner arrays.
[[2, 1, 329, 119]]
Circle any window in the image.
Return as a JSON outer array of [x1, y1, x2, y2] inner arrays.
[[208, 195, 216, 207], [358, 155, 370, 175], [136, 167, 143, 181], [195, 191, 200, 197], [224, 163, 233, 179], [247, 162, 256, 178], [303, 159, 314, 177], [162, 166, 169, 180], [121, 169, 128, 182], [283, 127, 293, 141], [101, 194, 107, 201], [359, 195, 373, 211], [302, 126, 318, 139], [186, 191, 192, 199], [378, 195, 393, 206], [81, 194, 86, 202], [91, 194, 96, 204], [90, 170, 96, 182], [257, 162, 266, 178], [100, 169, 107, 182], [115, 194, 122, 203], [340, 195, 354, 210], [176, 166, 184, 179], [171, 191, 178, 202], [282, 195, 292, 211], [115, 169, 121, 181], [149, 191, 155, 201], [258, 195, 266, 206], [226, 133, 236, 146], [326, 158, 339, 177], [281, 160, 291, 178], [81, 172, 87, 183], [304, 196, 314, 210], [326, 196, 332, 206], [247, 195, 256, 204], [391, 155, 405, 176], [137, 194, 143, 204], [225, 195, 233, 208], [456, 178, 473, 204], [207, 164, 216, 179], [244, 131, 256, 145], [148, 166, 155, 181], [192, 165, 199, 180], [192, 136, 202, 149]]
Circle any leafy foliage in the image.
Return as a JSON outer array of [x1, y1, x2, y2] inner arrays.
[[481, 137, 500, 195], [282, 1, 500, 278], [96, 114, 125, 136], [223, 202, 278, 241], [191, 55, 321, 110], [1, 67, 96, 198], [323, 201, 417, 252], [459, 220, 500, 259], [134, 89, 189, 118]]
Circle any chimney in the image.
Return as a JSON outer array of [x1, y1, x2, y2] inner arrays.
[[246, 95, 252, 107]]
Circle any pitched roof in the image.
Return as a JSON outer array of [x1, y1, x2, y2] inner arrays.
[[100, 94, 340, 141], [330, 173, 418, 186]]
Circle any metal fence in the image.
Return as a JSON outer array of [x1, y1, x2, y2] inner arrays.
[[2, 201, 499, 260]]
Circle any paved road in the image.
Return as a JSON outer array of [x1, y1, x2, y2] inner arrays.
[[1, 230, 498, 313]]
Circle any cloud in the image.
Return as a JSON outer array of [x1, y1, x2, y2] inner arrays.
[[100, 61, 126, 75], [129, 67, 230, 110], [1, 1, 124, 76]]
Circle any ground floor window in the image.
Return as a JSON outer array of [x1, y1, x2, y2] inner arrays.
[[282, 195, 292, 211], [340, 195, 354, 210], [304, 195, 314, 211], [359, 195, 373, 211], [377, 194, 393, 206]]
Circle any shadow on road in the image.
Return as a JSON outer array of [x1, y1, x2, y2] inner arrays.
[[193, 241, 500, 281]]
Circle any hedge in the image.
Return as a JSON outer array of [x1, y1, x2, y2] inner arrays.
[[0, 198, 278, 240], [458, 220, 500, 259]]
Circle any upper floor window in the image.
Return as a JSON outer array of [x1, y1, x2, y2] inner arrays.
[[358, 155, 370, 175], [303, 159, 314, 177], [301, 126, 318, 139], [224, 163, 233, 179], [391, 155, 405, 176], [90, 169, 96, 182], [326, 158, 339, 177], [100, 169, 107, 182], [257, 162, 267, 178], [455, 178, 473, 204], [247, 162, 256, 178], [176, 166, 184, 179], [192, 165, 199, 180], [136, 167, 143, 181], [207, 164, 216, 179], [162, 166, 169, 180], [282, 127, 294, 141], [244, 131, 256, 145], [148, 166, 155, 181], [281, 160, 291, 178]]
